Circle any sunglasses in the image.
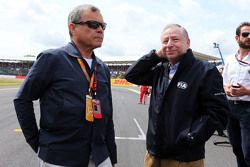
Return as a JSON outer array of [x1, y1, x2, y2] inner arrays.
[[74, 20, 107, 30], [241, 32, 250, 38]]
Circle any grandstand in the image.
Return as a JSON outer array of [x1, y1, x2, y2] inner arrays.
[[0, 51, 220, 78], [0, 59, 32, 76]]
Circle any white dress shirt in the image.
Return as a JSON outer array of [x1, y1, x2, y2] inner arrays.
[[168, 62, 179, 83], [222, 51, 250, 101]]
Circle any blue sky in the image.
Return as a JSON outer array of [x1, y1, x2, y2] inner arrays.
[[0, 0, 249, 61]]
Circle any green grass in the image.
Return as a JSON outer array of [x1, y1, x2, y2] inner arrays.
[[0, 78, 23, 87]]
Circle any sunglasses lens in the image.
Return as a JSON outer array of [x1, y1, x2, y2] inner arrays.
[[242, 32, 250, 37], [88, 21, 99, 29], [75, 20, 106, 30], [87, 21, 106, 30]]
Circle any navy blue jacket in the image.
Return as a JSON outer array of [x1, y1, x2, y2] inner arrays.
[[125, 49, 229, 161], [14, 42, 117, 166]]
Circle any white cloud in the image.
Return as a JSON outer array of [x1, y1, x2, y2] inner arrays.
[[205, 30, 229, 56], [179, 0, 202, 15], [32, 31, 66, 47], [100, 3, 176, 60], [228, 0, 250, 10], [0, 0, 248, 60]]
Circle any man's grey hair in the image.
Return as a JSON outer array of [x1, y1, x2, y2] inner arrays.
[[68, 4, 100, 37], [161, 24, 189, 39]]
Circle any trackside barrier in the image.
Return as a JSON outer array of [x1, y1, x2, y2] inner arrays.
[[0, 75, 16, 79], [16, 75, 25, 79], [0, 75, 133, 87], [0, 75, 25, 79], [111, 79, 134, 87]]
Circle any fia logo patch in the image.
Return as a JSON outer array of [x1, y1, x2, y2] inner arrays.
[[177, 81, 188, 89]]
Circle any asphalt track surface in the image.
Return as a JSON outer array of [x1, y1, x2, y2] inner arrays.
[[0, 86, 237, 167]]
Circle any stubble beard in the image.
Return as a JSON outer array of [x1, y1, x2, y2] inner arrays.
[[239, 40, 250, 49]]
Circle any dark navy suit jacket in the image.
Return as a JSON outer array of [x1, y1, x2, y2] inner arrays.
[[14, 42, 117, 166]]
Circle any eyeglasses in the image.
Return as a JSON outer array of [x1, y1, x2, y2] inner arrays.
[[73, 20, 107, 30], [241, 32, 250, 38]]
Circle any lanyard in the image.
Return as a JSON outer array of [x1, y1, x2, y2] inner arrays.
[[77, 57, 96, 95], [235, 54, 250, 66]]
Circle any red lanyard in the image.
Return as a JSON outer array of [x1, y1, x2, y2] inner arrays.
[[77, 58, 96, 95]]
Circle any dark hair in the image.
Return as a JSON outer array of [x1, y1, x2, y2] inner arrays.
[[236, 22, 250, 36]]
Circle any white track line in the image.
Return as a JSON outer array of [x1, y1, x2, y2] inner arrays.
[[0, 88, 18, 91], [133, 118, 146, 139], [126, 88, 140, 94], [115, 118, 146, 141]]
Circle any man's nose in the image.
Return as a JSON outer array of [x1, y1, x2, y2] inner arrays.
[[96, 26, 104, 33], [166, 40, 174, 47]]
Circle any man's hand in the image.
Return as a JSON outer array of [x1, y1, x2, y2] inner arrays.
[[156, 46, 167, 59], [231, 83, 250, 96], [224, 85, 232, 96], [224, 83, 250, 97]]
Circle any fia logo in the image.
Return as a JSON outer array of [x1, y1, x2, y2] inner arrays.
[[177, 81, 188, 89]]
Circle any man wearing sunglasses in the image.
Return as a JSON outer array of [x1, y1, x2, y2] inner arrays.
[[222, 22, 250, 167], [125, 24, 229, 167], [14, 4, 117, 167]]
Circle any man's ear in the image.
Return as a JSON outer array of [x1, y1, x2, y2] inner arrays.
[[235, 35, 240, 42], [68, 23, 76, 36], [186, 38, 190, 47]]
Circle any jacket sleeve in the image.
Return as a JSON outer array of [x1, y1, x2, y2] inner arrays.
[[189, 66, 229, 144], [125, 50, 163, 86], [14, 99, 39, 152], [105, 66, 117, 164], [13, 52, 55, 152]]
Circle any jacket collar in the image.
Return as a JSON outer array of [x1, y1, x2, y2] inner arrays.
[[63, 42, 102, 65], [178, 49, 196, 70], [166, 49, 195, 82]]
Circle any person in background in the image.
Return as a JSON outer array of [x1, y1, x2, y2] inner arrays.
[[13, 4, 117, 167], [125, 23, 229, 167], [217, 66, 228, 137], [139, 85, 149, 104], [222, 21, 250, 167]]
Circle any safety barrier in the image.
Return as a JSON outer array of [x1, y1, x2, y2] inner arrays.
[[0, 75, 134, 87], [16, 75, 25, 79], [111, 79, 134, 87]]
